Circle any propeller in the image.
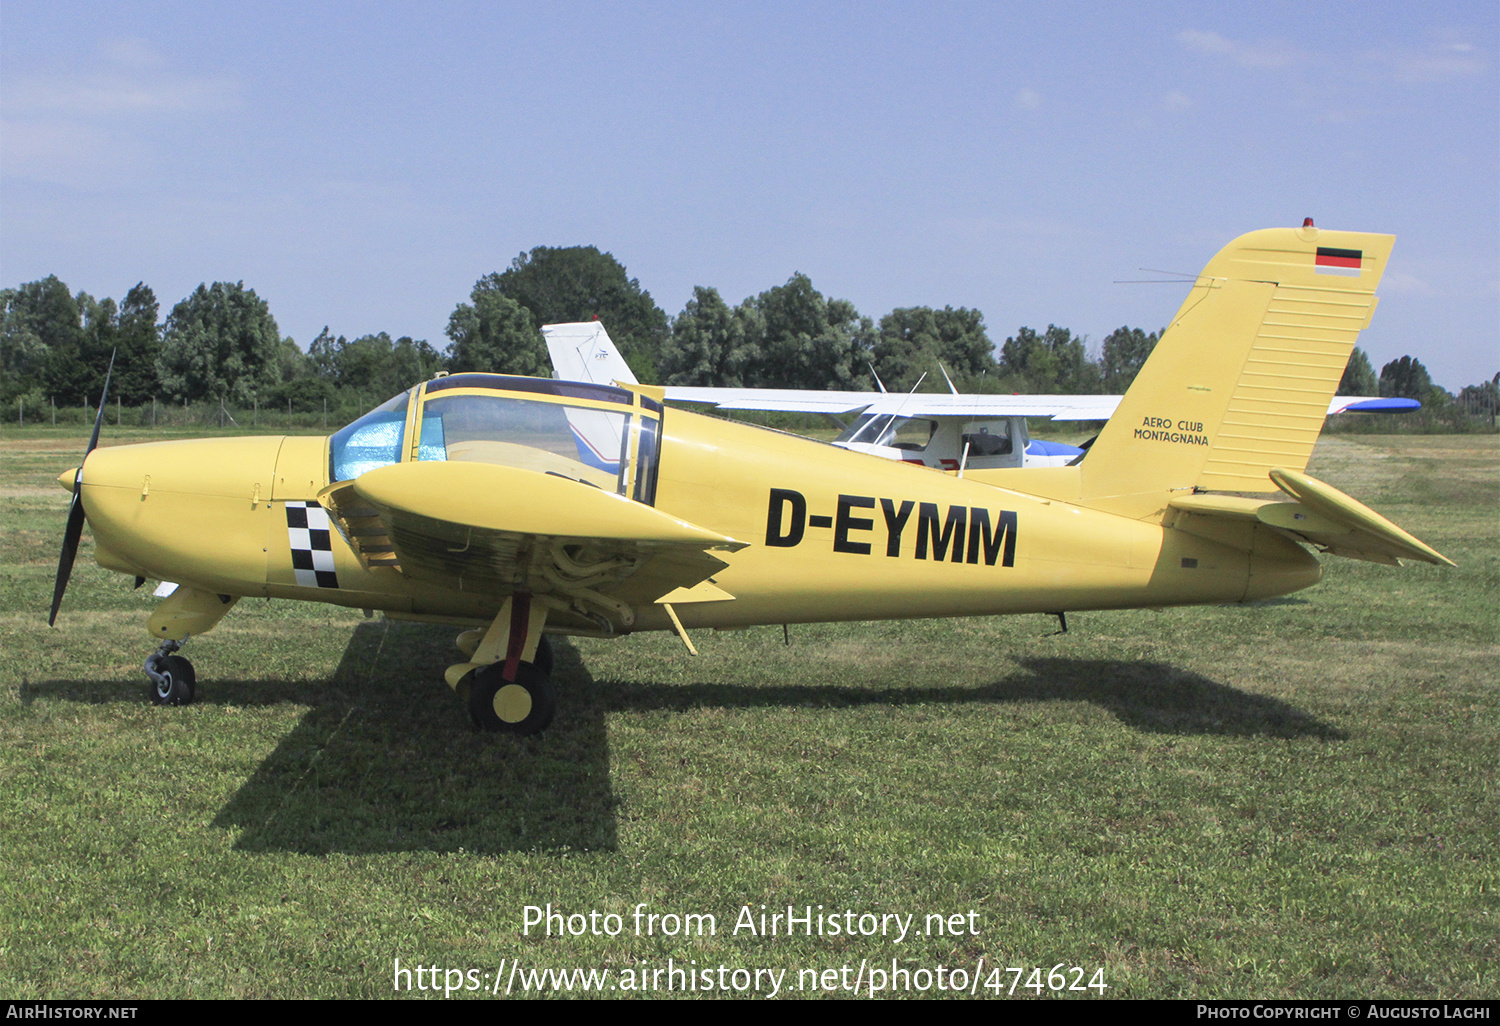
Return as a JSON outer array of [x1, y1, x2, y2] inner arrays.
[[48, 351, 115, 627]]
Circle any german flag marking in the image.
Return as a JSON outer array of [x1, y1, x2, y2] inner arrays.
[[1315, 246, 1363, 276]]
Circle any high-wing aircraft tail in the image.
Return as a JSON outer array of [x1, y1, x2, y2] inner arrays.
[[1075, 226, 1395, 515], [543, 321, 640, 387]]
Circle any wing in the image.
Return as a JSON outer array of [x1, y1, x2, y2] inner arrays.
[[538, 320, 1417, 423], [320, 461, 746, 630], [656, 390, 1415, 420], [662, 385, 885, 415], [1326, 396, 1421, 414], [856, 393, 1122, 421]]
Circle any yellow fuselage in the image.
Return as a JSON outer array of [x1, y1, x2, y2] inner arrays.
[[76, 406, 1321, 636]]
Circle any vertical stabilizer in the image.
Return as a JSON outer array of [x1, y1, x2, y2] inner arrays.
[[1079, 226, 1394, 515], [542, 321, 640, 387]]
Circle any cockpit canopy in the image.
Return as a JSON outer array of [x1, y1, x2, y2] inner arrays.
[[329, 374, 664, 505]]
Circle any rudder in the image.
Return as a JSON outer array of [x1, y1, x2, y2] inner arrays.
[[1079, 226, 1394, 516]]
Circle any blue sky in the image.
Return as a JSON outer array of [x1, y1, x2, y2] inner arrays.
[[2, 1, 1495, 389]]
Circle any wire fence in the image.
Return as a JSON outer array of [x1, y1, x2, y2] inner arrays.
[[9, 396, 375, 432]]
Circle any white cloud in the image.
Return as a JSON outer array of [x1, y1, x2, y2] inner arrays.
[[1176, 29, 1301, 70], [1390, 33, 1488, 83], [2, 38, 237, 117], [1014, 87, 1041, 111], [1180, 26, 1488, 85], [1177, 29, 1233, 56], [1162, 91, 1194, 112], [0, 39, 238, 189], [1379, 271, 1435, 297]]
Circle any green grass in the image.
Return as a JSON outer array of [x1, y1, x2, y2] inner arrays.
[[0, 426, 1495, 999]]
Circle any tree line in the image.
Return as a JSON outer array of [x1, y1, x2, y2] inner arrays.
[[4, 246, 1494, 424]]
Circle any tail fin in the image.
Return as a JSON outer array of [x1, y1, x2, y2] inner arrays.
[[542, 321, 640, 387], [1080, 226, 1394, 515]]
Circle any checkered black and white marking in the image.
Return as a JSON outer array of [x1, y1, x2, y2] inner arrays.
[[285, 501, 339, 589]]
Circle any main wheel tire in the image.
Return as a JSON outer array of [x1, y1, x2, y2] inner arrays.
[[467, 660, 556, 735], [531, 636, 554, 677], [149, 654, 196, 707]]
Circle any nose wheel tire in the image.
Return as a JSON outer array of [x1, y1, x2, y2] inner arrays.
[[149, 654, 196, 707], [467, 661, 556, 735]]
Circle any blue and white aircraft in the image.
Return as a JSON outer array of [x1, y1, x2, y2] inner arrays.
[[543, 321, 1416, 474]]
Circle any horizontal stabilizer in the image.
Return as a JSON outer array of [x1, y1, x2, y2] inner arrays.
[[1167, 469, 1452, 567], [1267, 467, 1453, 566]]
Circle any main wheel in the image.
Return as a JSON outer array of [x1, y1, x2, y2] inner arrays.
[[149, 654, 196, 707], [531, 636, 554, 677], [467, 661, 556, 735]]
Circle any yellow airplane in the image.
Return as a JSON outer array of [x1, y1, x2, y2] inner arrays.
[[50, 225, 1452, 734]]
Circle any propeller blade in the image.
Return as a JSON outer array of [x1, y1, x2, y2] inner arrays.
[[48, 351, 115, 626], [86, 351, 115, 455], [48, 488, 86, 627]]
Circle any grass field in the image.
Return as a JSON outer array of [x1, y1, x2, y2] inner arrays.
[[1, 426, 1495, 999]]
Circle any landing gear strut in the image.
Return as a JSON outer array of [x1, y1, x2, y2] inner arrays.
[[447, 595, 556, 735], [145, 638, 196, 706]]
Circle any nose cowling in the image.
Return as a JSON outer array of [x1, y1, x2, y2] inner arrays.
[[79, 436, 285, 594]]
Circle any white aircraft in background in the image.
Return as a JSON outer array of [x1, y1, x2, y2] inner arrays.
[[543, 321, 1417, 474]]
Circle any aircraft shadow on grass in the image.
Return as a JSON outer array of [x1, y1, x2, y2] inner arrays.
[[28, 619, 1342, 856]]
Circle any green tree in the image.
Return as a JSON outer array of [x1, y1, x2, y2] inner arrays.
[[307, 327, 343, 382], [661, 286, 761, 387], [1378, 356, 1433, 401], [72, 291, 120, 405], [1099, 326, 1160, 392], [1, 276, 84, 403], [388, 336, 445, 390], [872, 306, 996, 391], [446, 282, 545, 375], [493, 246, 668, 381], [335, 332, 396, 392], [274, 334, 310, 386], [1337, 347, 1379, 396], [999, 325, 1100, 393], [751, 273, 873, 390], [157, 282, 284, 404], [0, 285, 52, 402], [115, 284, 161, 404]]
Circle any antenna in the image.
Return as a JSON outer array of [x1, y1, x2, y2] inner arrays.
[[938, 362, 958, 395]]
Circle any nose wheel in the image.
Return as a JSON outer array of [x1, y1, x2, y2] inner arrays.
[[146, 640, 197, 707]]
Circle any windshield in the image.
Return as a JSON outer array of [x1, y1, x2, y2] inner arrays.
[[835, 413, 936, 451], [418, 391, 661, 503], [326, 380, 663, 505], [329, 390, 410, 482]]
